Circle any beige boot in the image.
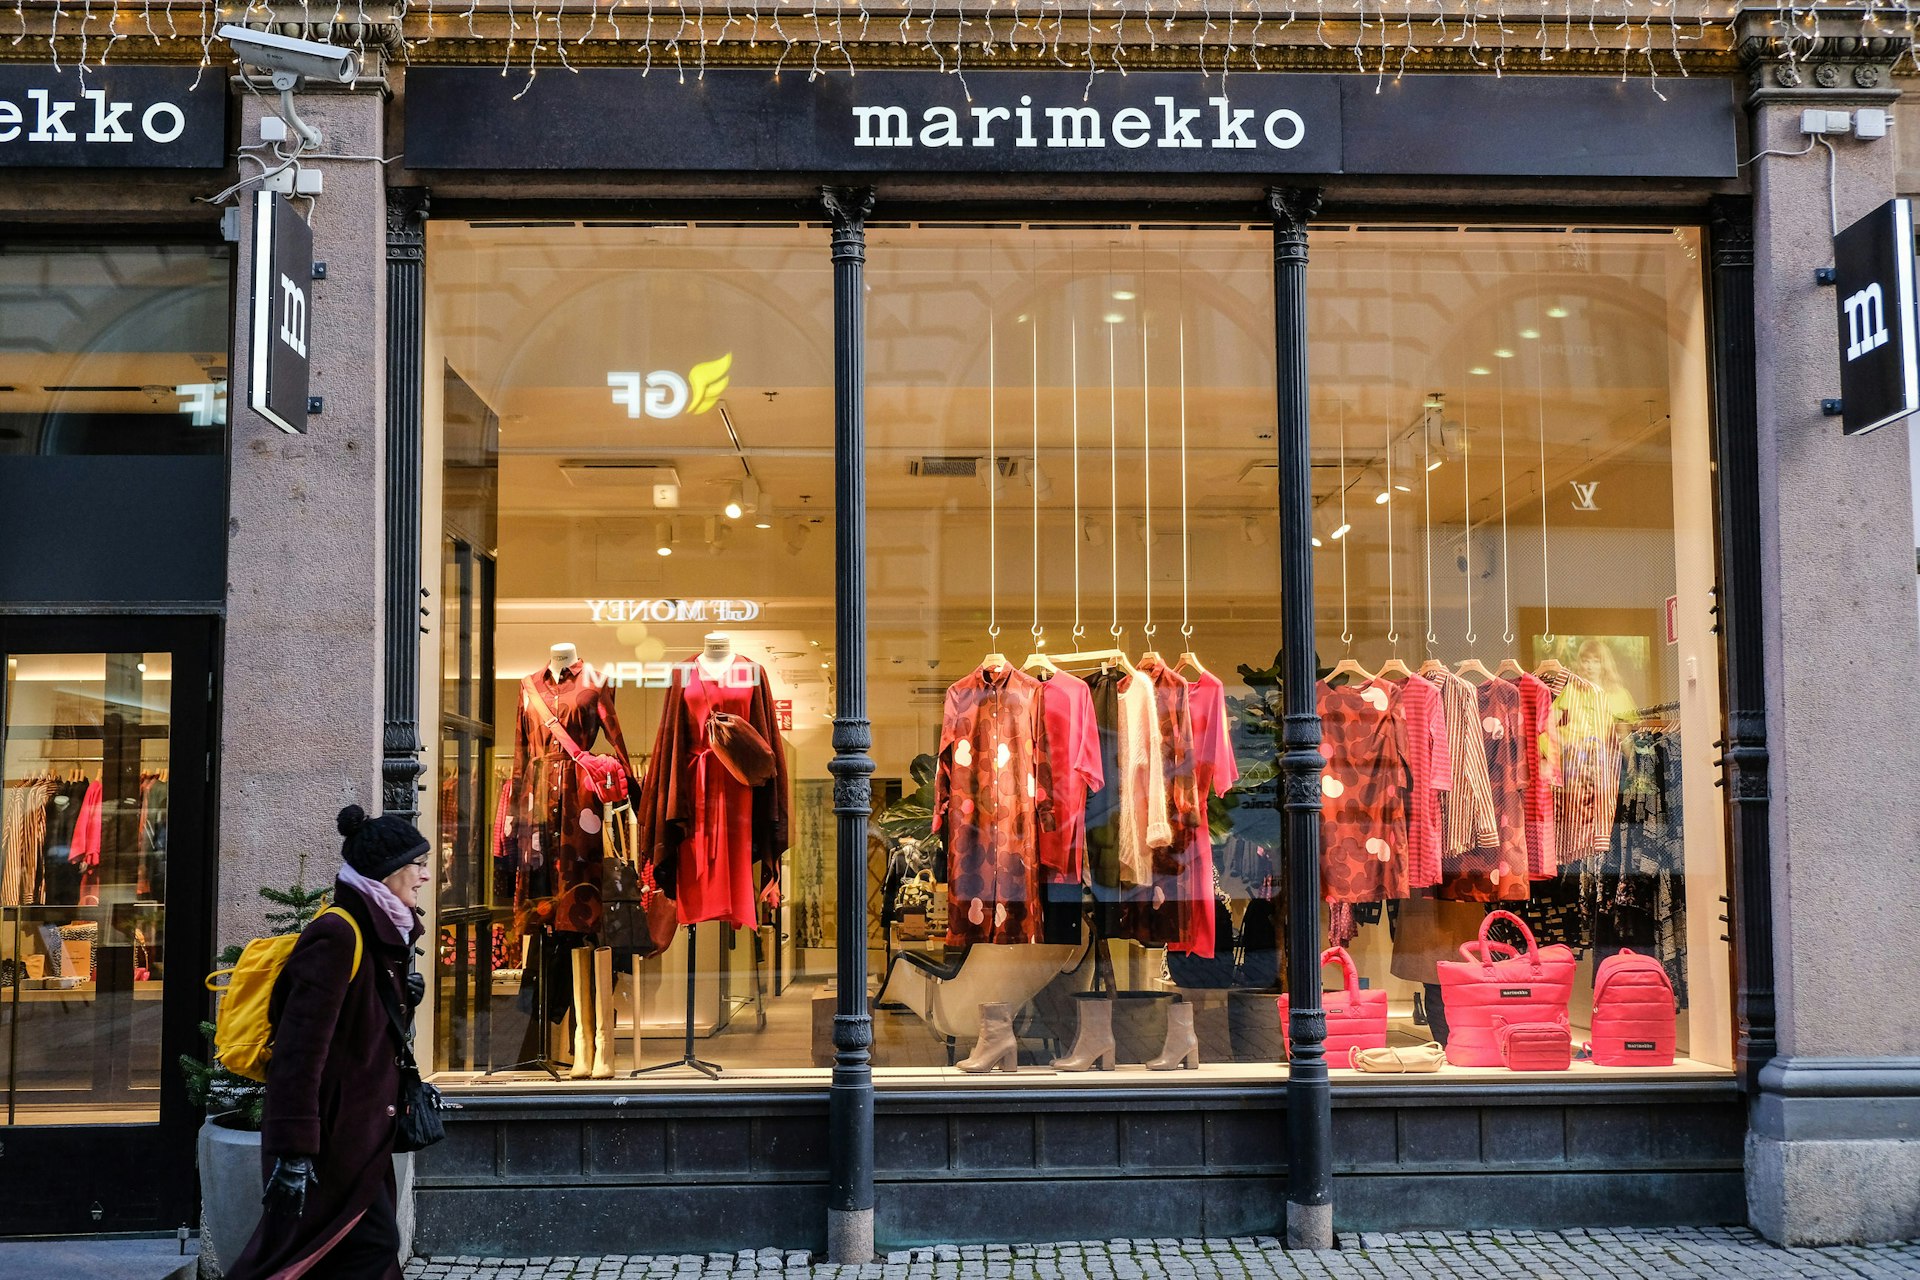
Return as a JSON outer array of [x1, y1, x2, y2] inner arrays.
[[1146, 1000, 1201, 1070], [1051, 994, 1116, 1071], [957, 1002, 1018, 1073], [592, 946, 616, 1079], [569, 946, 594, 1079]]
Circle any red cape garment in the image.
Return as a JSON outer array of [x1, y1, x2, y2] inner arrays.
[[675, 655, 777, 930]]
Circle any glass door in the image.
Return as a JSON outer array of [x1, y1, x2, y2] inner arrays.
[[0, 616, 214, 1234]]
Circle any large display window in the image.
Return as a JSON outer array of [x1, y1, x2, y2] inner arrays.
[[423, 216, 1731, 1089]]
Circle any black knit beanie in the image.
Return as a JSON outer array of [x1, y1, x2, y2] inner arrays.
[[337, 804, 430, 881]]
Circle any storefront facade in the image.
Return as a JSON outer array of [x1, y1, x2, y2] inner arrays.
[[3, 3, 1919, 1260]]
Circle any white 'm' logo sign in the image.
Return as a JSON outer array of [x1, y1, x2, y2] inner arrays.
[[1844, 283, 1889, 361], [278, 274, 308, 358], [1570, 481, 1600, 511]]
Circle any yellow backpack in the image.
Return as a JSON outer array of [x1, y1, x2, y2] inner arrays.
[[206, 905, 362, 1083]]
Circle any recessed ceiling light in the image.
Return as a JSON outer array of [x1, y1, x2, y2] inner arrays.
[[1331, 522, 1351, 540], [1311, 535, 1323, 548], [1427, 458, 1445, 472], [1493, 348, 1515, 359], [1546, 306, 1570, 319], [1103, 312, 1125, 324], [1519, 328, 1541, 340], [1469, 366, 1491, 376], [1374, 491, 1390, 505], [1112, 290, 1136, 301]]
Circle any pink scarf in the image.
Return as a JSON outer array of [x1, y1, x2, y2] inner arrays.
[[338, 863, 418, 937]]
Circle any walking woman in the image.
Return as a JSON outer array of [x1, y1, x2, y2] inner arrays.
[[226, 805, 431, 1280]]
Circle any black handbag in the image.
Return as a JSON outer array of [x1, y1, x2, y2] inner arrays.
[[374, 963, 455, 1152]]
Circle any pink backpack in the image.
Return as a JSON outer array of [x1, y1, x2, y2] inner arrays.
[[1588, 949, 1675, 1066]]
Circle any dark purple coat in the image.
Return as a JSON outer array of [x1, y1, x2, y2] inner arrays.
[[225, 877, 421, 1280]]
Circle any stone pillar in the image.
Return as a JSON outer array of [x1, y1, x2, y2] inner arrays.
[[222, 75, 390, 944], [1739, 18, 1920, 1245]]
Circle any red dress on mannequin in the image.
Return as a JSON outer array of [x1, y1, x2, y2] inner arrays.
[[633, 654, 791, 931]]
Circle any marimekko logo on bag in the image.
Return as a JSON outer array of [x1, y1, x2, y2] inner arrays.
[[1625, 1041, 1657, 1051], [1499, 988, 1532, 998]]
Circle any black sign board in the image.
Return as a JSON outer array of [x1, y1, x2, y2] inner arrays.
[[1833, 198, 1920, 437], [249, 192, 312, 436], [0, 65, 225, 168], [403, 69, 1736, 179]]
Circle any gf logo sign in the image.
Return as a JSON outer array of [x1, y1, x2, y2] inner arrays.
[[1570, 481, 1600, 512], [1843, 283, 1889, 361], [608, 353, 732, 419]]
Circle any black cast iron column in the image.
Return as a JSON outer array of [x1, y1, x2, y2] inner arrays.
[[822, 184, 878, 1264], [1706, 196, 1776, 1089], [1269, 185, 1331, 1250], [383, 187, 431, 822]]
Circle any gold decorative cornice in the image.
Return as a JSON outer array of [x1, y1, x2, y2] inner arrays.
[[1734, 10, 1908, 103]]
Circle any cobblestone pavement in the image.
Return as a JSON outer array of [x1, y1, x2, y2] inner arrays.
[[405, 1227, 1920, 1280]]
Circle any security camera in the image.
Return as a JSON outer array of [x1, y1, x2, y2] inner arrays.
[[218, 25, 356, 150], [218, 25, 357, 87]]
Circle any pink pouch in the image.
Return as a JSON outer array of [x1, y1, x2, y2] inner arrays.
[[1495, 1016, 1572, 1071]]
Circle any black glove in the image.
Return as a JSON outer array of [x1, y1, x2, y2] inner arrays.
[[262, 1156, 317, 1219], [405, 970, 426, 1006]]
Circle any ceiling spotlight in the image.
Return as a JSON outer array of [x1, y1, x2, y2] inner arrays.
[[1082, 516, 1105, 546], [1519, 328, 1541, 340], [1103, 312, 1125, 325], [1028, 459, 1054, 500], [1311, 535, 1323, 548], [1132, 516, 1157, 547], [1374, 491, 1391, 505], [1426, 457, 1445, 473], [1393, 481, 1412, 493], [754, 493, 775, 530], [1331, 522, 1351, 541], [654, 519, 676, 557], [1241, 516, 1267, 545], [723, 481, 745, 521], [1469, 366, 1491, 376], [1546, 305, 1570, 319], [1112, 290, 1136, 301], [1017, 313, 1030, 323], [1493, 348, 1515, 360]]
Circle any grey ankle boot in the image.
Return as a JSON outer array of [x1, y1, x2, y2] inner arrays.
[[1146, 999, 1200, 1070], [958, 1002, 1018, 1073], [1052, 994, 1117, 1071]]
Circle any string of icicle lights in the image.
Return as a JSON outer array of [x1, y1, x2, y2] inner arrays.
[[12, 2, 1919, 100]]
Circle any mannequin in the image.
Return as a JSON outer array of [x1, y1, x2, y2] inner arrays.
[[506, 640, 635, 1080], [630, 632, 791, 1075]]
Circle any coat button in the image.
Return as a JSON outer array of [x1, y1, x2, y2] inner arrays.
[[386, 1104, 397, 1116]]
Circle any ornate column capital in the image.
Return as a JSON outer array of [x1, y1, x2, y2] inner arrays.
[[1736, 11, 1907, 107]]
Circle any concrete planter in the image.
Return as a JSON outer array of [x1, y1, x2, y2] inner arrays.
[[197, 1114, 262, 1278]]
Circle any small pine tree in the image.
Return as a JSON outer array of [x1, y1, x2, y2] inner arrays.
[[178, 868, 333, 1130]]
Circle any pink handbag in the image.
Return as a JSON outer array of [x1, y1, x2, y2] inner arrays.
[[1588, 949, 1676, 1066], [1278, 947, 1389, 1059], [1434, 910, 1576, 1067]]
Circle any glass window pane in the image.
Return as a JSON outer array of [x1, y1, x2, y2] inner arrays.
[[427, 222, 832, 1082], [2, 650, 172, 1123], [0, 247, 230, 456], [1304, 226, 1725, 1077], [864, 224, 1281, 1079]]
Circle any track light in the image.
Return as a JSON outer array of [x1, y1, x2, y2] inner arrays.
[[1374, 491, 1391, 505], [654, 519, 676, 557], [1027, 460, 1054, 500], [784, 516, 812, 555], [754, 493, 775, 530], [723, 482, 745, 521], [1083, 517, 1105, 546], [1331, 522, 1351, 541], [1241, 516, 1267, 546]]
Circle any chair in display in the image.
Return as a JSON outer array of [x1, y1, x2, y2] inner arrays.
[[874, 937, 1092, 1064]]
